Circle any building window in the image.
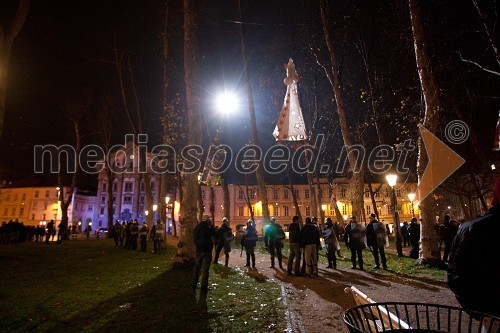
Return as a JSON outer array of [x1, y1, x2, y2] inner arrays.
[[396, 189, 401, 197], [112, 196, 116, 203], [11, 207, 16, 216], [294, 189, 299, 199], [305, 189, 310, 199], [375, 191, 380, 198], [101, 196, 106, 204], [102, 183, 107, 191], [33, 202, 37, 210], [20, 207, 24, 216], [22, 193, 26, 201], [273, 189, 279, 199], [201, 190, 205, 200], [123, 196, 132, 204], [366, 205, 371, 215], [273, 205, 278, 217], [329, 206, 335, 216], [342, 205, 347, 215], [31, 214, 35, 220], [124, 182, 133, 192], [88, 205, 93, 211], [283, 206, 289, 216], [34, 191, 39, 198], [45, 190, 50, 198], [113, 182, 118, 191], [249, 190, 256, 199], [140, 196, 144, 203], [341, 189, 346, 198], [284, 190, 289, 199], [100, 208, 105, 215], [238, 206, 244, 216], [238, 190, 244, 199], [305, 206, 311, 216], [365, 188, 370, 198]]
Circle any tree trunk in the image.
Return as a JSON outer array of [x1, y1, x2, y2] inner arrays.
[[222, 179, 230, 222], [0, 0, 29, 140], [237, 0, 270, 224], [409, 0, 442, 265], [106, 168, 114, 230], [319, 0, 365, 221], [287, 166, 302, 220], [176, 0, 202, 265], [210, 186, 215, 223]]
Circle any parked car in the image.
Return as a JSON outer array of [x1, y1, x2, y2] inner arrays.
[[96, 228, 108, 236]]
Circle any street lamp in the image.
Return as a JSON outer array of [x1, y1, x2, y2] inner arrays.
[[216, 92, 239, 115], [386, 173, 403, 257], [408, 192, 416, 217], [153, 204, 158, 220]]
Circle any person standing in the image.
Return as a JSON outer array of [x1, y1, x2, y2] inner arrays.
[[56, 220, 68, 244], [407, 217, 420, 259], [213, 217, 233, 267], [323, 218, 339, 269], [242, 219, 258, 268], [130, 221, 139, 250], [301, 217, 321, 276], [366, 213, 388, 270], [448, 179, 500, 318], [46, 220, 55, 245], [153, 221, 165, 254], [192, 215, 215, 292], [343, 216, 366, 270], [139, 223, 148, 252], [264, 217, 285, 269], [440, 214, 458, 263], [113, 220, 123, 247], [287, 216, 302, 276]]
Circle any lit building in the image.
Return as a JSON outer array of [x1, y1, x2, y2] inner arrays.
[[0, 177, 96, 229]]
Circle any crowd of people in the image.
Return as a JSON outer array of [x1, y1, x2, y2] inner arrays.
[[0, 219, 73, 244]]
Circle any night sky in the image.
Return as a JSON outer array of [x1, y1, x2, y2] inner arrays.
[[1, 0, 499, 189]]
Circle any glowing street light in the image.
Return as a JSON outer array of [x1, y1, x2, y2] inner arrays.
[[145, 210, 149, 216], [165, 196, 170, 205], [321, 204, 327, 211], [216, 92, 238, 114], [408, 192, 416, 217], [386, 173, 403, 257]]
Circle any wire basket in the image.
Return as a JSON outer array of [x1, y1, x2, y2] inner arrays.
[[343, 302, 500, 333]]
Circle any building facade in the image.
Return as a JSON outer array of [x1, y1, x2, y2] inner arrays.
[[0, 181, 96, 229]]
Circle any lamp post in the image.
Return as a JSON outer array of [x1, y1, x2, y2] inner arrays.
[[386, 173, 404, 257], [153, 204, 158, 221], [408, 192, 416, 217]]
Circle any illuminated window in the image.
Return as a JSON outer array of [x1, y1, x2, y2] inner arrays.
[[366, 205, 371, 214]]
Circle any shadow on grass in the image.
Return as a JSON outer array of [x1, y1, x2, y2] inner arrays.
[[44, 265, 215, 333]]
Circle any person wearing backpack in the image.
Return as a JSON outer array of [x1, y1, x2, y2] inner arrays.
[[323, 218, 339, 269], [192, 215, 215, 292], [264, 217, 285, 269], [242, 219, 258, 268], [366, 213, 388, 270], [213, 217, 233, 267]]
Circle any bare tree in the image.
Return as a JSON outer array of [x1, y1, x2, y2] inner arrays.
[[0, 0, 29, 139], [409, 0, 442, 265], [175, 0, 203, 264], [237, 0, 271, 224]]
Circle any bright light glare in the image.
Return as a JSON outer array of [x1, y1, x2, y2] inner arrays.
[[216, 92, 238, 114], [386, 173, 398, 187]]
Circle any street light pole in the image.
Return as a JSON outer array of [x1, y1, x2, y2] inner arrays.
[[386, 173, 404, 257]]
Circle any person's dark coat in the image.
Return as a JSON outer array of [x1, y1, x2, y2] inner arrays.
[[193, 220, 215, 253], [448, 205, 500, 317]]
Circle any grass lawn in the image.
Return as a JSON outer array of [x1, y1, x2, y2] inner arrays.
[[0, 239, 285, 333]]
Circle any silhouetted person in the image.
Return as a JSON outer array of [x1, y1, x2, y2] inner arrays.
[[343, 216, 366, 270], [448, 179, 500, 318], [242, 219, 258, 268], [213, 217, 233, 267], [192, 216, 215, 292], [287, 216, 302, 276], [407, 217, 420, 259], [45, 220, 55, 244]]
